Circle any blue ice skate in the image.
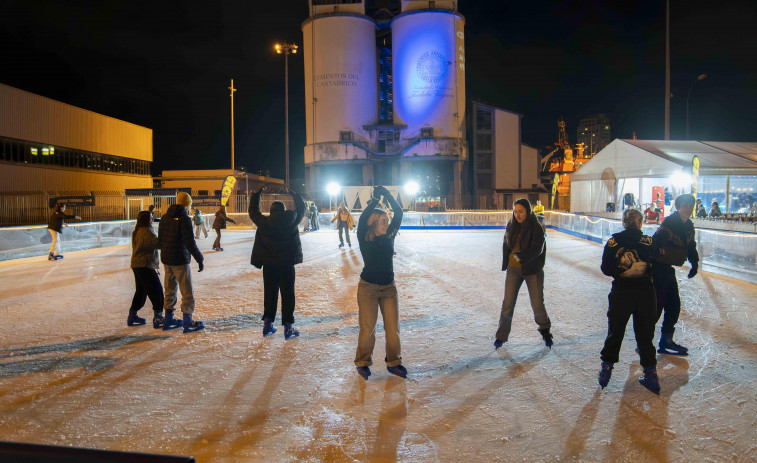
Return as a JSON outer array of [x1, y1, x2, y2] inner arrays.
[[598, 361, 613, 389], [284, 323, 300, 340], [356, 366, 371, 380], [162, 310, 183, 331], [658, 333, 688, 356], [127, 311, 146, 326], [387, 365, 408, 379], [262, 318, 277, 337], [182, 314, 204, 333], [539, 328, 554, 348], [494, 338, 505, 349]]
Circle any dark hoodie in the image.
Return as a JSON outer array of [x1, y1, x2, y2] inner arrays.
[[248, 189, 306, 268], [652, 211, 699, 269], [158, 204, 204, 266], [48, 210, 76, 233], [502, 213, 546, 276], [601, 228, 655, 289]]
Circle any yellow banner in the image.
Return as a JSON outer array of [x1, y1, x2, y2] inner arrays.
[[691, 156, 700, 217], [551, 173, 559, 209], [221, 175, 236, 206]]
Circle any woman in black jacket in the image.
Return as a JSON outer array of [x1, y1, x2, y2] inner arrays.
[[212, 205, 236, 251], [47, 203, 80, 261], [128, 211, 165, 328], [494, 198, 553, 348]]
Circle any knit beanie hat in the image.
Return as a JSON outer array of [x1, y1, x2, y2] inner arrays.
[[177, 192, 192, 207]]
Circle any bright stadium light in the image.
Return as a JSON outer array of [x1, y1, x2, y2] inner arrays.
[[404, 181, 419, 195], [326, 182, 341, 196]]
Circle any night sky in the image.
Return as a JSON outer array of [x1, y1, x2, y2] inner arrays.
[[3, 1, 756, 181]]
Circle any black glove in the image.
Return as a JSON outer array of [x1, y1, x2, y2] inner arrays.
[[687, 264, 697, 279], [198, 261, 204, 273]]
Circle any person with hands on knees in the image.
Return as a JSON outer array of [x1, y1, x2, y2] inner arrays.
[[494, 198, 553, 349], [354, 185, 407, 380], [249, 186, 306, 340], [652, 193, 699, 355], [157, 191, 205, 333], [597, 209, 660, 394]]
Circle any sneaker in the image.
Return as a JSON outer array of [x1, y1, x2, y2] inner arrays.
[[598, 361, 613, 389], [263, 318, 277, 337], [494, 338, 505, 349], [356, 366, 371, 380], [127, 311, 146, 326], [182, 314, 205, 333], [284, 323, 300, 340], [162, 311, 183, 331], [387, 365, 408, 378], [639, 367, 661, 394], [539, 328, 554, 348]]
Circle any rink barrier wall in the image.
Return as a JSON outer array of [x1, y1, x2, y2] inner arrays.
[[1, 212, 755, 284]]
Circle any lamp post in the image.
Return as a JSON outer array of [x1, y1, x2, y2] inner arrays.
[[275, 42, 298, 190], [228, 79, 236, 171], [686, 74, 707, 140]]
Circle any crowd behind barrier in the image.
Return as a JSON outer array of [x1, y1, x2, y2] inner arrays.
[[1, 211, 755, 284]]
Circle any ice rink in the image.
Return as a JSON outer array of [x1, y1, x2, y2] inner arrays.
[[0, 229, 755, 462]]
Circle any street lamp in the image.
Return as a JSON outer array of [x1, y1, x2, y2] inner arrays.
[[275, 42, 298, 190], [326, 182, 341, 211], [404, 181, 419, 211], [686, 73, 707, 140]]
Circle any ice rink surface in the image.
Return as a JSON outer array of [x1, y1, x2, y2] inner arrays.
[[0, 229, 755, 462]]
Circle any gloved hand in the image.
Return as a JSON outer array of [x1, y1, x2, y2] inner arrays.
[[687, 264, 698, 279], [198, 261, 204, 273]]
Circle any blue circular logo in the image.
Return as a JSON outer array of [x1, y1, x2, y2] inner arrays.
[[416, 51, 449, 83]]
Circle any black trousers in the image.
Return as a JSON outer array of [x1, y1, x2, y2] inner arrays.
[[130, 267, 164, 313], [213, 229, 222, 249], [653, 265, 681, 335], [262, 264, 296, 325], [600, 282, 657, 368]]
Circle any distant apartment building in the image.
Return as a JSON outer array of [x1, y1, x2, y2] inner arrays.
[[577, 114, 611, 155], [469, 101, 546, 209]]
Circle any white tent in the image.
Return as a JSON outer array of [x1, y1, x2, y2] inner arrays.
[[570, 139, 757, 212]]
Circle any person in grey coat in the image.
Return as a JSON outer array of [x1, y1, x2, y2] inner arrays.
[[129, 211, 165, 328]]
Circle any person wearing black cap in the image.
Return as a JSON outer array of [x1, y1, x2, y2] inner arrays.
[[652, 193, 699, 355], [249, 187, 306, 340]]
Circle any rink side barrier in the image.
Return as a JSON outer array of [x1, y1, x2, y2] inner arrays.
[[2, 211, 755, 284]]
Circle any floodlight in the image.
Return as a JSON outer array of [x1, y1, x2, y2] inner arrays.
[[326, 182, 341, 196], [404, 181, 420, 195], [670, 171, 692, 189]]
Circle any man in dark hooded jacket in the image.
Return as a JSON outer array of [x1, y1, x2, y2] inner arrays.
[[249, 187, 306, 340], [158, 192, 205, 333]]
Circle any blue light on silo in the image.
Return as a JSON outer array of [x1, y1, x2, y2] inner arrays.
[[392, 11, 460, 134]]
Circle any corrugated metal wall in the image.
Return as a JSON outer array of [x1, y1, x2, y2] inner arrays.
[[0, 163, 152, 193], [0, 83, 152, 161]]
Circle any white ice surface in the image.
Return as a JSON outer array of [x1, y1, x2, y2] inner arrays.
[[0, 229, 755, 462]]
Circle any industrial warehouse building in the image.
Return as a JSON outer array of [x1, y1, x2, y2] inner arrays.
[[302, 0, 468, 207], [0, 83, 153, 193]]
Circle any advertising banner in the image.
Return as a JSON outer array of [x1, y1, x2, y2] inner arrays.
[[691, 156, 700, 217], [220, 176, 236, 207], [49, 194, 95, 209], [551, 173, 559, 209]]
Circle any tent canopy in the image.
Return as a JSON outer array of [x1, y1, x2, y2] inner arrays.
[[571, 139, 757, 182]]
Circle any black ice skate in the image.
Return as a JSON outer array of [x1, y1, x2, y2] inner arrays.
[[658, 333, 688, 356], [639, 367, 661, 394], [538, 328, 554, 348]]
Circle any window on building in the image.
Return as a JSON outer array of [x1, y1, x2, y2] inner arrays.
[[214, 190, 222, 196], [420, 127, 434, 138], [476, 109, 491, 130], [476, 134, 492, 151], [477, 153, 492, 170], [339, 131, 354, 142], [198, 190, 208, 196], [477, 173, 493, 190]]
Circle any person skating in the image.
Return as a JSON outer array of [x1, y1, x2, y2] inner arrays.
[[128, 211, 165, 328], [533, 200, 546, 229], [212, 205, 236, 251], [309, 201, 319, 231], [354, 185, 406, 380], [249, 186, 306, 339], [47, 203, 81, 260], [597, 209, 660, 394], [158, 192, 205, 333], [494, 198, 553, 349], [652, 194, 698, 355], [192, 208, 208, 239], [331, 202, 355, 248]]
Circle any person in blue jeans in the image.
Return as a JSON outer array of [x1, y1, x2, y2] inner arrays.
[[494, 198, 553, 349], [354, 186, 406, 380]]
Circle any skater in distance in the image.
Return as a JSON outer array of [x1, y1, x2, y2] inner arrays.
[[47, 203, 81, 261]]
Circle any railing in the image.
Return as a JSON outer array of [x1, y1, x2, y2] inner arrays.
[[2, 210, 754, 284]]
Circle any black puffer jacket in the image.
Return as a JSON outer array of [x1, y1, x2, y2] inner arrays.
[[248, 189, 306, 268], [158, 204, 203, 266], [48, 211, 76, 233], [652, 211, 699, 269], [212, 209, 235, 229], [502, 213, 546, 276]]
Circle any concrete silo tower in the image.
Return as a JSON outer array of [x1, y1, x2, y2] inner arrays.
[[303, 1, 467, 208]]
